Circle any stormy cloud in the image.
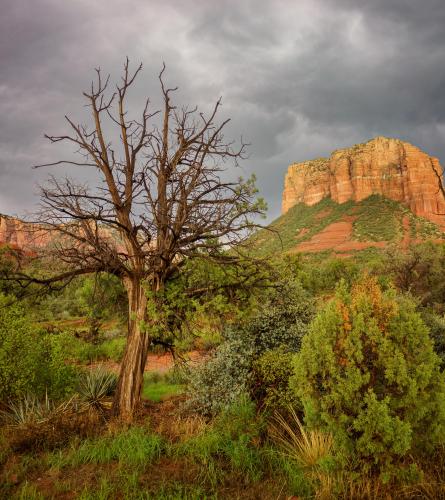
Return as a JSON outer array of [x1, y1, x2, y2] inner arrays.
[[1, 0, 445, 220]]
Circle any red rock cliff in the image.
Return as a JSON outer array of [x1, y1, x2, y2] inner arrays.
[[0, 215, 50, 250], [282, 137, 445, 226]]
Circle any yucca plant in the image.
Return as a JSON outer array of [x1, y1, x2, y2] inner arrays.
[[270, 406, 333, 469], [77, 367, 117, 410], [2, 393, 75, 426]]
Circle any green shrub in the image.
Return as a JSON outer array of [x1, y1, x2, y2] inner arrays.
[[292, 277, 445, 476], [99, 337, 126, 362], [251, 348, 298, 411], [187, 281, 314, 415], [0, 295, 78, 402]]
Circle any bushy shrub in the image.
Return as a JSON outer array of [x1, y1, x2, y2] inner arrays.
[[420, 309, 445, 368], [292, 277, 445, 476], [0, 294, 78, 402], [252, 348, 298, 411], [99, 337, 126, 362], [187, 281, 314, 414]]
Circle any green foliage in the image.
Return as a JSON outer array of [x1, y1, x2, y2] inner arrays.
[[252, 348, 298, 411], [251, 195, 444, 256], [53, 331, 126, 364], [187, 280, 314, 414], [99, 337, 126, 362], [142, 371, 184, 402], [33, 273, 126, 324], [146, 255, 268, 352], [175, 397, 264, 484], [383, 242, 445, 310], [62, 427, 163, 467], [292, 277, 445, 475], [296, 256, 361, 296], [0, 294, 78, 402], [77, 367, 117, 410], [352, 196, 403, 241]]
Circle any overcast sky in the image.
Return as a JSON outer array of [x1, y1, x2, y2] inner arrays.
[[2, 0, 445, 221]]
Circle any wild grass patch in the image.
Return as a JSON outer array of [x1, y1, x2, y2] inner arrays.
[[51, 427, 163, 468], [142, 371, 185, 402]]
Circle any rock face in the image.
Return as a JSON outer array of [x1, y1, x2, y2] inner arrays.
[[282, 137, 445, 226], [0, 215, 49, 250]]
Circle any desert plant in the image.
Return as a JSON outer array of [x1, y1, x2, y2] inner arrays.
[[187, 280, 314, 414], [270, 406, 334, 469], [2, 393, 75, 426], [77, 367, 117, 410], [292, 276, 445, 476]]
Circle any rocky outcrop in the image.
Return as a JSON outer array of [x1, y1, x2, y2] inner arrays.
[[282, 137, 445, 226], [0, 215, 49, 250]]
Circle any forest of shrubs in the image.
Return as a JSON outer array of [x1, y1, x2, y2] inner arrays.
[[2, 242, 445, 498]]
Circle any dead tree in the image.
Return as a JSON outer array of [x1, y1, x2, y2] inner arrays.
[[17, 60, 265, 420]]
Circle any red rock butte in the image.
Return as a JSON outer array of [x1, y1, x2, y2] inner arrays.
[[282, 136, 445, 228], [0, 215, 51, 250]]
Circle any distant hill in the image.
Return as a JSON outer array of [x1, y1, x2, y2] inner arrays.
[[253, 195, 445, 256], [282, 136, 445, 229], [251, 136, 445, 256]]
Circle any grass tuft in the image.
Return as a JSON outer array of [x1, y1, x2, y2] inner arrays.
[[270, 406, 334, 469], [62, 427, 163, 467]]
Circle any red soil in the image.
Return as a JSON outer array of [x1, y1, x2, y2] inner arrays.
[[90, 350, 206, 374], [295, 215, 386, 253]]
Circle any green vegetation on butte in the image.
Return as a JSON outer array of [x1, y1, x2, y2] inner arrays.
[[251, 194, 445, 256]]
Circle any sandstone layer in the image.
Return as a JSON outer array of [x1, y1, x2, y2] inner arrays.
[[0, 215, 49, 250], [282, 137, 445, 227]]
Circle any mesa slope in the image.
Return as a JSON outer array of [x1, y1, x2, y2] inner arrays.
[[253, 137, 445, 256], [253, 195, 445, 256]]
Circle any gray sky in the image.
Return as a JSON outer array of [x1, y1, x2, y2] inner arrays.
[[2, 0, 445, 221]]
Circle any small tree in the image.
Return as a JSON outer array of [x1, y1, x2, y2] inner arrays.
[[292, 277, 445, 475], [10, 60, 266, 420]]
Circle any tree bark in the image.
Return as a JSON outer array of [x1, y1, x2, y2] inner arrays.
[[112, 276, 149, 421]]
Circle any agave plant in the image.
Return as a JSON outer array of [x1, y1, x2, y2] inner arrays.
[[77, 367, 118, 410], [269, 406, 334, 469], [2, 392, 75, 426]]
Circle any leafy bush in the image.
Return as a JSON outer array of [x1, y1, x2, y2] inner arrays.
[[292, 277, 445, 476], [0, 294, 78, 402], [187, 281, 314, 414], [251, 348, 298, 411], [99, 337, 126, 362]]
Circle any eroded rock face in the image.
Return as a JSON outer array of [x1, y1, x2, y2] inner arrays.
[[0, 215, 49, 250], [282, 137, 445, 226]]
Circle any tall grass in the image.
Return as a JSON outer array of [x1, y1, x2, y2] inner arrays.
[[55, 427, 163, 467], [270, 406, 334, 469]]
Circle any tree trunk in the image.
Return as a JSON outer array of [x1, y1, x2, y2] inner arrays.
[[112, 276, 149, 421]]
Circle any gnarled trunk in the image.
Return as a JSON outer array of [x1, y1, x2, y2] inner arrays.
[[112, 276, 149, 421]]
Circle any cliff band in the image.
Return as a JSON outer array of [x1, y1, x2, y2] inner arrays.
[[282, 137, 445, 227]]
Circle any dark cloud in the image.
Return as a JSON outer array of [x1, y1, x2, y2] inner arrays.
[[1, 0, 445, 220]]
